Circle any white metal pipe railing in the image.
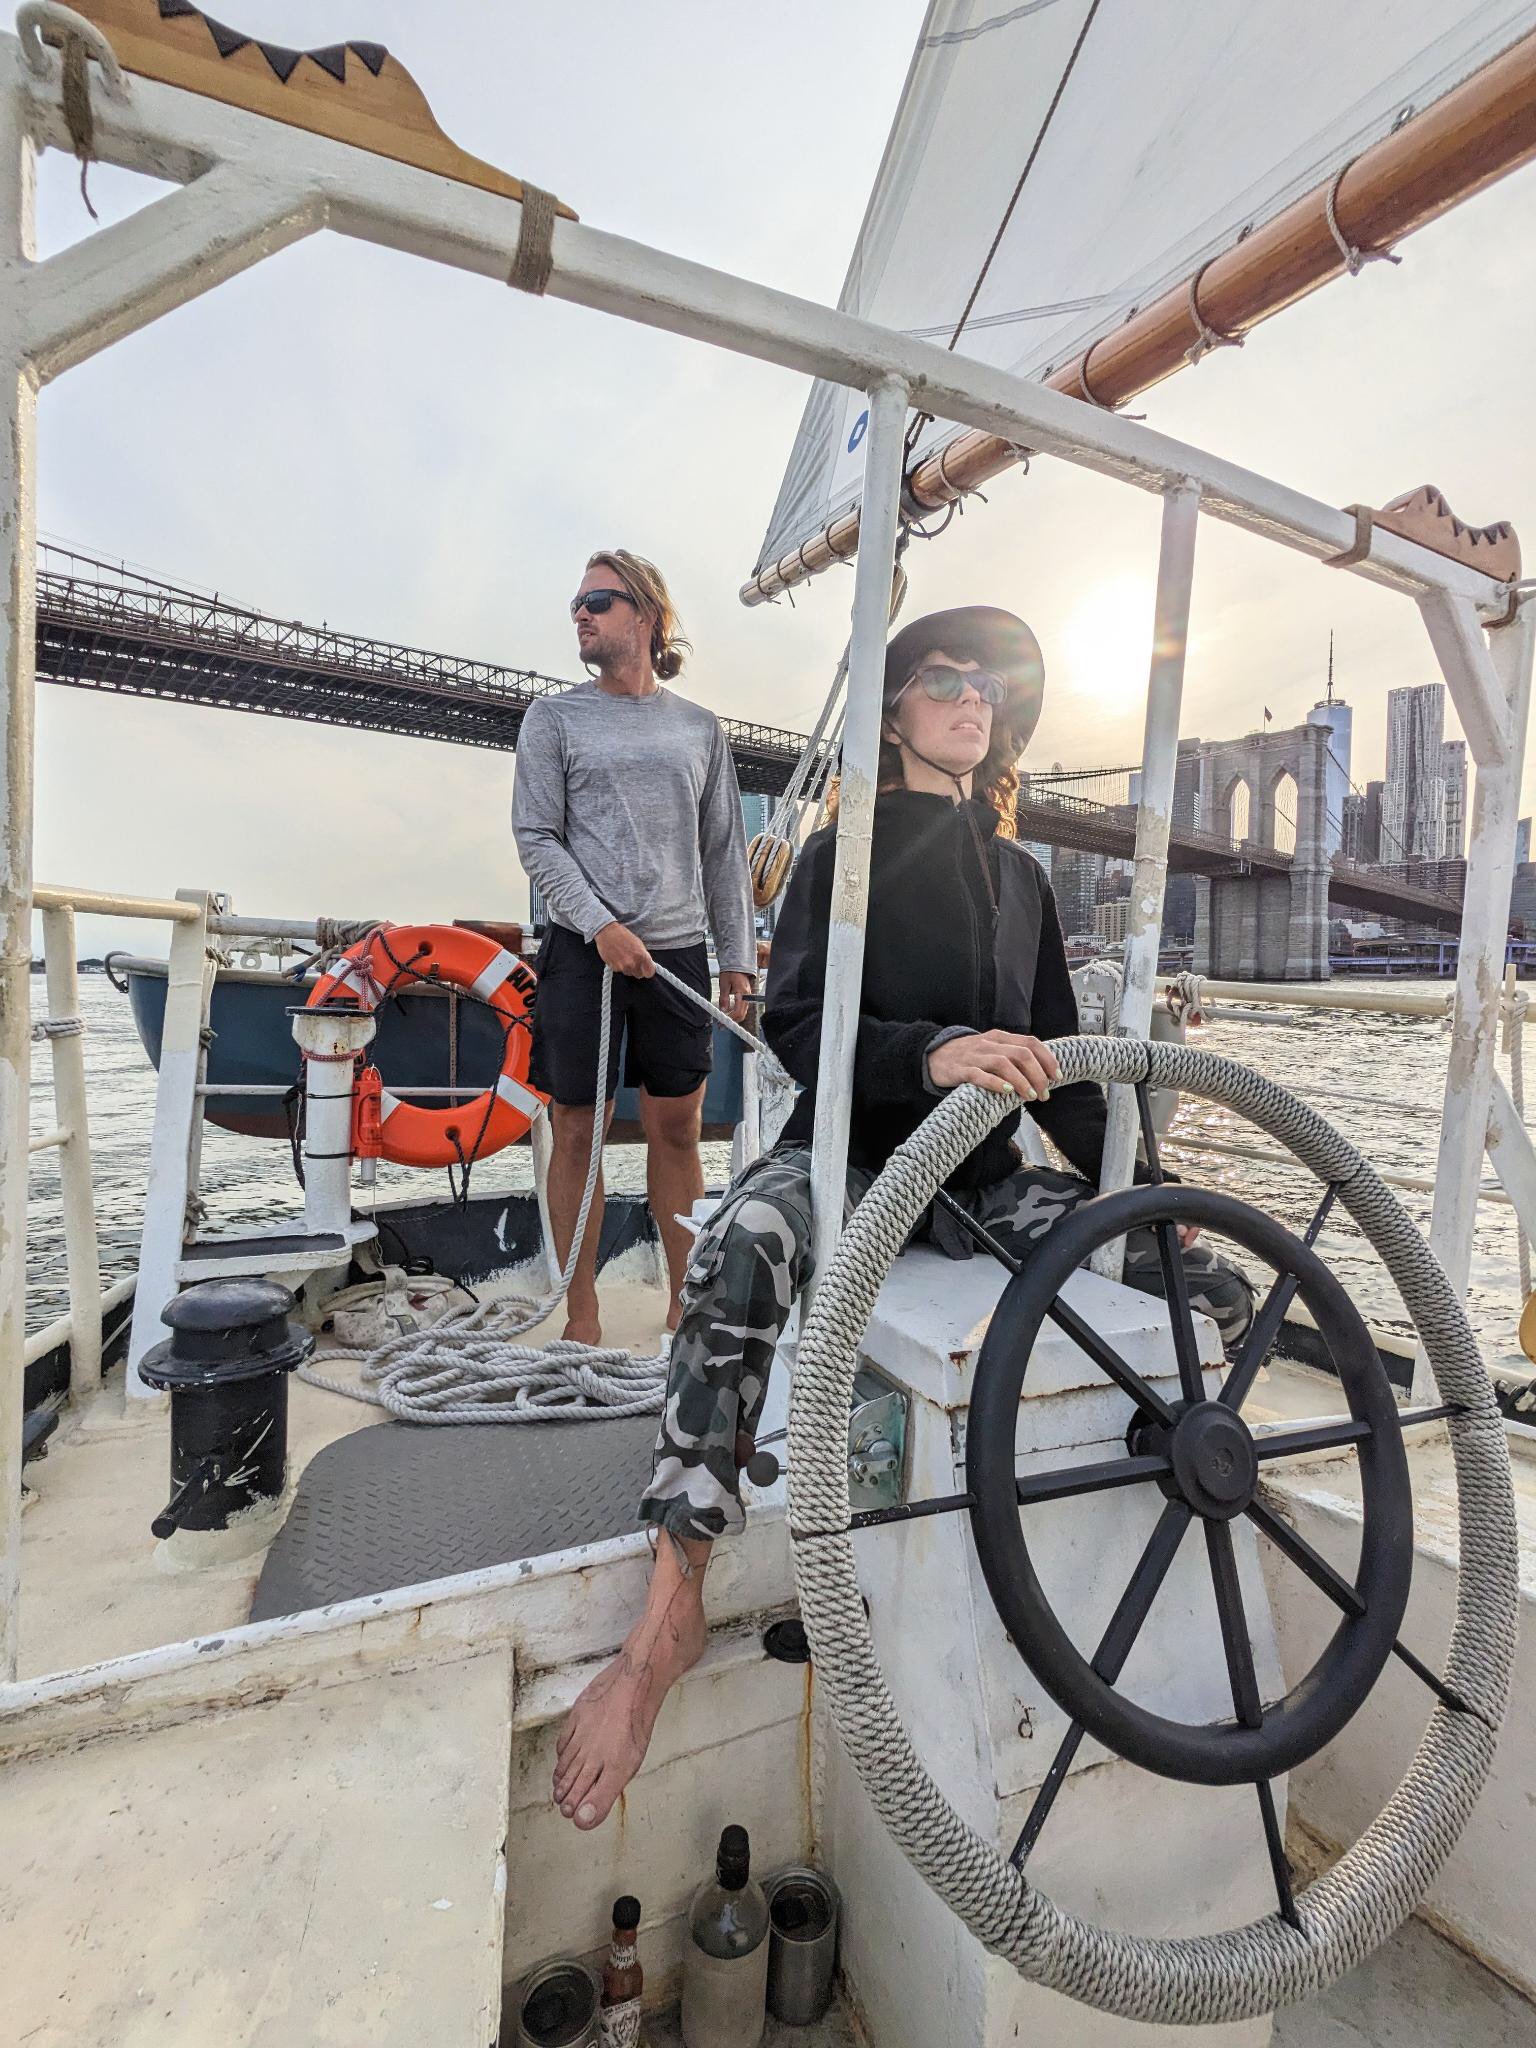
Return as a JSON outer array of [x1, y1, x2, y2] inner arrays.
[[31, 882, 201, 923], [809, 375, 909, 1284], [0, 71, 37, 1681], [1422, 611, 1536, 1399], [26, 1126, 65, 1154], [40, 905, 100, 1395], [1096, 478, 1201, 1278], [23, 1273, 134, 1370], [1155, 975, 1456, 1019]]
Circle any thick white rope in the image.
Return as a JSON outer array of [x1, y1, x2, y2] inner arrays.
[[789, 1037, 1517, 2024], [300, 960, 758, 1423]]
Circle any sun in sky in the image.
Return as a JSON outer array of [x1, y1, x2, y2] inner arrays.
[[1058, 575, 1161, 713]]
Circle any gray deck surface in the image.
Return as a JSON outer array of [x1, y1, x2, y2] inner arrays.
[[1275, 1913, 1532, 2047], [251, 1411, 658, 1621], [638, 1915, 1531, 2045]]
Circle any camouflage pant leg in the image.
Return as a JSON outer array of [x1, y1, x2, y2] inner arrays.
[[968, 1165, 1257, 1352], [1120, 1229, 1256, 1350], [640, 1144, 867, 1545]]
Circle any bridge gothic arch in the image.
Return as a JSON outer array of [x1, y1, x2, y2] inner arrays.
[[1194, 722, 1331, 979]]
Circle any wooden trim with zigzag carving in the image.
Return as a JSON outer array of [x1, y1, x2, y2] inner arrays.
[[64, 1, 575, 214]]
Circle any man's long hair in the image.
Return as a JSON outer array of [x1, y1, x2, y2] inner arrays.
[[586, 549, 692, 681]]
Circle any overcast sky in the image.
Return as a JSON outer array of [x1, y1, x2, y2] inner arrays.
[[28, 1, 1536, 957]]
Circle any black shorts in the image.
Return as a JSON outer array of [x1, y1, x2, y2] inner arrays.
[[528, 925, 714, 1105]]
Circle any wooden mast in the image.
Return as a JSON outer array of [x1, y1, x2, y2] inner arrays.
[[741, 27, 1536, 606]]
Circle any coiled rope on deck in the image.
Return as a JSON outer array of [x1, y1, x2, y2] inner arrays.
[[301, 960, 758, 1423]]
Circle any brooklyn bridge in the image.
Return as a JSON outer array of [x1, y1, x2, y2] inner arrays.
[[35, 546, 1464, 974]]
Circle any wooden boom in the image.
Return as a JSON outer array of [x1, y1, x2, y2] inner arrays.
[[741, 26, 1536, 606]]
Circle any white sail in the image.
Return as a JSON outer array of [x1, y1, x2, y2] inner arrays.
[[758, 0, 1536, 574]]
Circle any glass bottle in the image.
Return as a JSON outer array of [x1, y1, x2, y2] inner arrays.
[[681, 1824, 769, 2048], [600, 1894, 644, 2048]]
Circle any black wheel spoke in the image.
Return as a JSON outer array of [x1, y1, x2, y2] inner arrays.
[[1251, 1415, 1371, 1461], [1156, 1219, 1207, 1405], [846, 1491, 975, 1532], [1135, 1081, 1165, 1183], [1015, 1450, 1169, 1508], [1219, 1267, 1303, 1415], [1205, 1521, 1301, 1926], [1205, 1519, 1264, 1727], [1011, 1501, 1190, 1867], [1246, 1496, 1474, 1717], [1046, 1298, 1179, 1427], [933, 1188, 1181, 1425], [1256, 1777, 1301, 1929], [1219, 1184, 1342, 1415]]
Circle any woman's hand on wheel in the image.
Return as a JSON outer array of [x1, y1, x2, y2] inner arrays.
[[928, 1030, 1060, 1101]]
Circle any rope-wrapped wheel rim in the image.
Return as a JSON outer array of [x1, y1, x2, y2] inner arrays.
[[787, 1037, 1517, 2024]]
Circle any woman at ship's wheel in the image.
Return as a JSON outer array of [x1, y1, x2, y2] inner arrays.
[[552, 604, 1256, 1832]]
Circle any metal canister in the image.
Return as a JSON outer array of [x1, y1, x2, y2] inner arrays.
[[765, 1866, 840, 2026], [511, 1958, 602, 2048]]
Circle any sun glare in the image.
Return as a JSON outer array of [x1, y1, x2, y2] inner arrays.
[[1060, 576, 1158, 712]]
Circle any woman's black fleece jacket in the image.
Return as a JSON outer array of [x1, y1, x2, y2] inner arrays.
[[762, 787, 1126, 1194]]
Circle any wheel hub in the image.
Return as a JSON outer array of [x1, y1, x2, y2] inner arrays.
[[1169, 1400, 1258, 1520]]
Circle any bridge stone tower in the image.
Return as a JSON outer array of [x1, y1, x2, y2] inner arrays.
[[1194, 721, 1331, 980]]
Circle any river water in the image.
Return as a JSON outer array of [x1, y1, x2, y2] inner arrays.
[[24, 974, 1532, 1379]]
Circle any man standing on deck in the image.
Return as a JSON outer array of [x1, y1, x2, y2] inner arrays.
[[512, 550, 756, 1345]]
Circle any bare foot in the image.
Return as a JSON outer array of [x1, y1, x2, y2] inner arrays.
[[561, 1313, 602, 1345], [552, 1538, 708, 1828]]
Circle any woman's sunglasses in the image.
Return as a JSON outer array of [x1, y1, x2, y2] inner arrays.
[[889, 663, 1009, 708], [570, 587, 638, 620]]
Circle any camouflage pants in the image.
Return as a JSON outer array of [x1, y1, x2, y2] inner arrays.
[[639, 1142, 1256, 1545]]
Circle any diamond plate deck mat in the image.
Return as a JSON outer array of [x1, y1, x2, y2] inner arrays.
[[251, 1413, 659, 1622]]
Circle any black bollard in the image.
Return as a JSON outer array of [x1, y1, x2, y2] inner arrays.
[[140, 1278, 312, 1540]]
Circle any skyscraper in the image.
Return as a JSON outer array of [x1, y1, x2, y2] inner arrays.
[[1439, 740, 1467, 862], [1306, 680, 1351, 859], [1382, 682, 1446, 862]]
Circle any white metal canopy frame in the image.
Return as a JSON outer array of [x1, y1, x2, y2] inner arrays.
[[789, 1043, 1518, 2024], [0, 8, 1529, 1993]]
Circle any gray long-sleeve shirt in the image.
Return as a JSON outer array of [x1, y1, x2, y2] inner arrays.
[[511, 681, 757, 973]]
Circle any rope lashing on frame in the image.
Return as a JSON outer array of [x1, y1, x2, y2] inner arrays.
[[16, 3, 130, 218], [302, 961, 760, 1423], [508, 183, 561, 295], [1325, 157, 1403, 277], [31, 1015, 84, 1042], [1184, 258, 1245, 366]]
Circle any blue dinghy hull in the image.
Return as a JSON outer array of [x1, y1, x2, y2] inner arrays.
[[119, 959, 746, 1142]]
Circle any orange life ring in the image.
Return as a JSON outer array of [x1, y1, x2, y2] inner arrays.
[[306, 923, 545, 1169]]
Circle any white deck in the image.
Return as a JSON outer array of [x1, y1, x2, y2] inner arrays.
[[1, 1650, 513, 2048]]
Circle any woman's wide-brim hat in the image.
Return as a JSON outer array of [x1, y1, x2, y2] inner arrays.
[[883, 605, 1045, 755]]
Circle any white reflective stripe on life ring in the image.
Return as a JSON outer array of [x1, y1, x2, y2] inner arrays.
[[495, 1072, 543, 1119], [378, 1088, 402, 1121], [470, 948, 520, 1002]]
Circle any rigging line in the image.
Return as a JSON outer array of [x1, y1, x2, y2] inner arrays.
[[945, 0, 1104, 356]]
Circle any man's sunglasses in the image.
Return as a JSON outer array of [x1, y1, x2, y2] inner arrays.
[[570, 587, 638, 620], [889, 663, 1009, 708]]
